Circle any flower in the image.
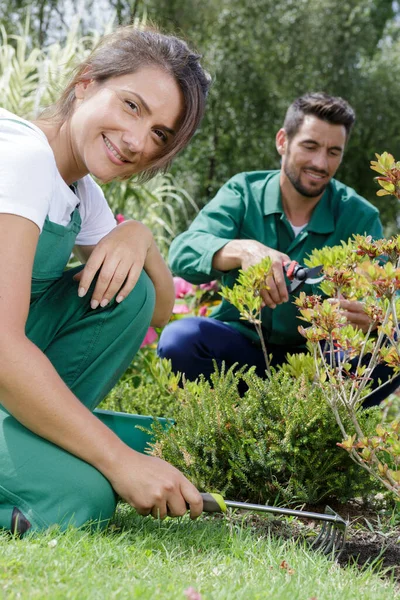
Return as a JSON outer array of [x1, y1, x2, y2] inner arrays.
[[173, 277, 194, 298], [115, 213, 126, 224], [199, 280, 218, 292], [140, 327, 158, 348], [198, 305, 208, 316], [184, 588, 202, 600], [173, 303, 190, 314]]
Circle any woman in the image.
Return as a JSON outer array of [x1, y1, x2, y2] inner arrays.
[[0, 26, 210, 534]]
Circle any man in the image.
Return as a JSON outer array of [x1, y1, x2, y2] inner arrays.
[[158, 92, 394, 403]]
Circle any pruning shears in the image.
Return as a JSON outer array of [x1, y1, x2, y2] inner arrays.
[[284, 260, 324, 293]]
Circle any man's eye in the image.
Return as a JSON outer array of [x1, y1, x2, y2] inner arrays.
[[154, 129, 168, 143], [304, 144, 316, 150], [126, 101, 138, 112]]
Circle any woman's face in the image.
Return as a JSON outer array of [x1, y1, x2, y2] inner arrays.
[[71, 66, 184, 182]]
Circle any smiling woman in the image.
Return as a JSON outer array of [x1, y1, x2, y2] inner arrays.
[[0, 25, 210, 535], [39, 27, 210, 183]]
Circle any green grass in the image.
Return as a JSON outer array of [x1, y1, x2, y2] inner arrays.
[[0, 505, 397, 599]]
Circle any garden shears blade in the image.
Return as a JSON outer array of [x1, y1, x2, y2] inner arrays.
[[199, 492, 347, 559], [284, 261, 324, 293]]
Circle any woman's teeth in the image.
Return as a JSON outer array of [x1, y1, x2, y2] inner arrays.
[[103, 135, 127, 162]]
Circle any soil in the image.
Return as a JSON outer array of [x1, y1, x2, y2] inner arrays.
[[333, 500, 400, 581]]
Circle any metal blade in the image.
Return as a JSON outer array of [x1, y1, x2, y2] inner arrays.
[[305, 265, 323, 279], [288, 279, 303, 293], [304, 275, 325, 285], [222, 500, 347, 558], [199, 494, 347, 558]]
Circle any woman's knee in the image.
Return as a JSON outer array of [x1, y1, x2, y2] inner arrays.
[[54, 466, 117, 531], [115, 270, 155, 325], [0, 412, 117, 534], [27, 465, 116, 533]]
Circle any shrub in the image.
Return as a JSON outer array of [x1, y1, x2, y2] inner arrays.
[[99, 353, 180, 419], [150, 364, 381, 505]]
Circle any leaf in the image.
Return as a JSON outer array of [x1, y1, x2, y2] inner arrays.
[[377, 180, 395, 193], [376, 424, 386, 437], [388, 470, 400, 483]]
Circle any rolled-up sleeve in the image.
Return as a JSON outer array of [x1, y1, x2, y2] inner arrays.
[[168, 176, 247, 283]]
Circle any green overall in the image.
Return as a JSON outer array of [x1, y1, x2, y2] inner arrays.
[[0, 166, 155, 534]]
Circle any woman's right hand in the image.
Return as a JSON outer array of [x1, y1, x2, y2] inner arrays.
[[105, 447, 203, 519]]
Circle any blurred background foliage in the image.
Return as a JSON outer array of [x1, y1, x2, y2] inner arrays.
[[1, 0, 400, 234]]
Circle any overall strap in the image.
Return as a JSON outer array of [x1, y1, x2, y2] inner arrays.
[[0, 117, 36, 131]]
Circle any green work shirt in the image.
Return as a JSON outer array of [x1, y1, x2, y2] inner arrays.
[[169, 171, 383, 347]]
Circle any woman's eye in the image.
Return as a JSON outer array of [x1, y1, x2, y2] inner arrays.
[[125, 101, 138, 113], [153, 129, 168, 143]]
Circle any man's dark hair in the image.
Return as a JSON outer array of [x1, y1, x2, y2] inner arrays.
[[283, 92, 355, 141]]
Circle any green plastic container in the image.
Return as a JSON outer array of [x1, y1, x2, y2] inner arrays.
[[94, 409, 173, 454]]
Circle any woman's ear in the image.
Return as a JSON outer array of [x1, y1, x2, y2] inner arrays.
[[74, 67, 93, 99], [275, 128, 288, 157]]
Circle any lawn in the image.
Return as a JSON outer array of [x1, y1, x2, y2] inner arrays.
[[0, 503, 398, 600]]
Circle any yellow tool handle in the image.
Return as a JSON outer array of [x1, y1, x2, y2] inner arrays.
[[200, 492, 227, 513]]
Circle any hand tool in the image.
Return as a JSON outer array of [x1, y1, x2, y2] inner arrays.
[[284, 260, 324, 293], [200, 492, 347, 558]]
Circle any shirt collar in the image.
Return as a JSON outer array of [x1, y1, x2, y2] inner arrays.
[[262, 171, 335, 234], [262, 172, 284, 216]]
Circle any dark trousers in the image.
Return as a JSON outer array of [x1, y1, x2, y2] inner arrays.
[[157, 317, 400, 407]]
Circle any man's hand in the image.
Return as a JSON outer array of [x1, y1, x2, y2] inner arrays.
[[241, 241, 290, 308], [213, 240, 290, 309], [336, 298, 376, 334]]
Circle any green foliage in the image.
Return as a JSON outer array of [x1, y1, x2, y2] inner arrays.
[[0, 17, 98, 118], [220, 256, 272, 325], [296, 230, 400, 497], [220, 256, 272, 371], [150, 365, 380, 505], [281, 352, 318, 381], [99, 353, 180, 418], [1, 515, 399, 600]]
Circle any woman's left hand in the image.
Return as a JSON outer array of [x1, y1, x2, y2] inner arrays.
[[74, 220, 152, 309]]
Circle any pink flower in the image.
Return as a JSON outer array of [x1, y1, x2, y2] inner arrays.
[[140, 326, 158, 348], [116, 213, 126, 224], [184, 588, 202, 600], [173, 277, 194, 298], [198, 305, 208, 316], [173, 303, 190, 314], [199, 280, 218, 292]]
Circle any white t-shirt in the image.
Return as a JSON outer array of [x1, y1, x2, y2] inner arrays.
[[0, 109, 116, 245], [289, 221, 308, 237]]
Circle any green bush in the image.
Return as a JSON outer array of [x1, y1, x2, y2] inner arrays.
[[99, 352, 180, 419], [150, 365, 381, 505]]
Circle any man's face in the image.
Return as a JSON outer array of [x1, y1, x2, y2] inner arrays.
[[279, 115, 347, 198]]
